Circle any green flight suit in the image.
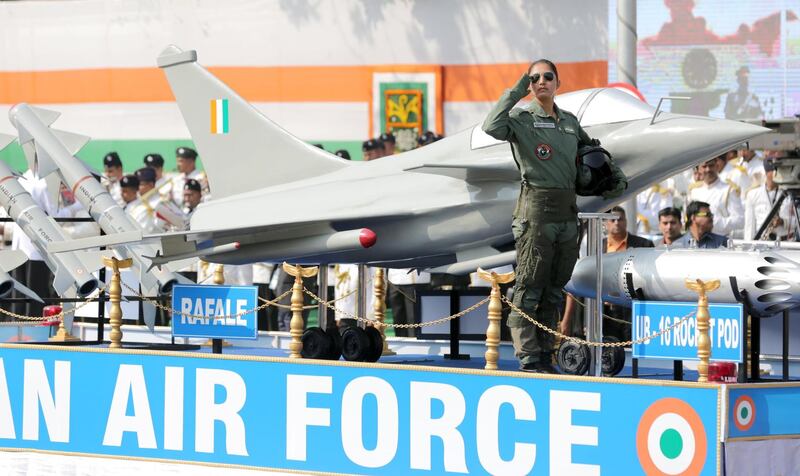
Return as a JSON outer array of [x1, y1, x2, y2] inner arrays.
[[482, 73, 594, 365]]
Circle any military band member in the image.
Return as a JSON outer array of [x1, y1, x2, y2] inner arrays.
[[744, 158, 793, 240], [636, 181, 673, 235], [723, 148, 765, 199], [171, 147, 208, 205], [688, 158, 744, 238], [143, 153, 177, 204], [102, 152, 124, 206], [130, 167, 187, 233], [182, 178, 203, 218], [119, 174, 140, 210]]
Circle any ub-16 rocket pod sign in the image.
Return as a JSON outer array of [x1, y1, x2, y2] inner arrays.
[[171, 284, 258, 340], [0, 346, 720, 475], [632, 301, 743, 362]]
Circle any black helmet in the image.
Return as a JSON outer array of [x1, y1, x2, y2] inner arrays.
[[576, 145, 614, 196]]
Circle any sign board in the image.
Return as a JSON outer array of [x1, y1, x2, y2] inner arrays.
[[0, 344, 721, 475], [171, 284, 258, 340], [632, 300, 743, 362]]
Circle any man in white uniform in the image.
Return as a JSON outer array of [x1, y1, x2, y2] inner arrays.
[[744, 158, 793, 240], [171, 147, 208, 205], [636, 181, 674, 236], [689, 158, 744, 238]]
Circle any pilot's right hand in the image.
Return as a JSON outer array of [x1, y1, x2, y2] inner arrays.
[[513, 72, 532, 97]]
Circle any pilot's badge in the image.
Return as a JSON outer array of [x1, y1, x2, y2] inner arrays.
[[535, 143, 552, 161]]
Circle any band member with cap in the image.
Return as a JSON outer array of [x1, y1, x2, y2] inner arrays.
[[130, 167, 187, 233], [102, 152, 124, 206], [379, 132, 396, 156], [143, 153, 178, 205], [183, 178, 203, 218], [119, 174, 140, 210], [335, 149, 351, 160], [171, 147, 208, 204], [361, 139, 382, 161]]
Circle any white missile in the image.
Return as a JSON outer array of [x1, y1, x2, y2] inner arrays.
[[0, 138, 101, 299], [8, 103, 189, 329], [566, 247, 800, 317]]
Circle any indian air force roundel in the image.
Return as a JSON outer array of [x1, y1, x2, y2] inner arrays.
[[535, 143, 552, 160]]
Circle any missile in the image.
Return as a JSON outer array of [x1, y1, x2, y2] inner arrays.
[[0, 249, 43, 302], [566, 247, 800, 317], [0, 138, 101, 299], [8, 103, 188, 329]]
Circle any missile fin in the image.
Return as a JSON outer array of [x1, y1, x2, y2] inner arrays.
[[43, 174, 63, 212], [59, 285, 77, 333], [33, 141, 60, 177], [10, 277, 44, 304], [51, 129, 90, 156], [19, 141, 37, 172], [53, 265, 74, 297], [0, 249, 29, 273], [26, 105, 61, 127], [76, 249, 109, 272], [0, 133, 15, 150], [140, 281, 158, 331]]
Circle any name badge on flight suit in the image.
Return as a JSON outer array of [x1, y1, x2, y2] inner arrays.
[[563, 126, 576, 134], [533, 122, 556, 129]]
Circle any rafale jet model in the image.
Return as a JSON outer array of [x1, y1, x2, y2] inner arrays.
[[48, 46, 768, 272]]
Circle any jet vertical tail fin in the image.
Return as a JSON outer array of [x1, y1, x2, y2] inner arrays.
[[157, 46, 349, 200]]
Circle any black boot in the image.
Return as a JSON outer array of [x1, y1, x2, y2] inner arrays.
[[534, 352, 560, 374]]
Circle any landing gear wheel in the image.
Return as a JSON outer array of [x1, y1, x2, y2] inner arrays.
[[301, 327, 333, 359], [364, 326, 384, 362], [325, 326, 342, 361], [341, 326, 371, 361], [557, 339, 590, 375]]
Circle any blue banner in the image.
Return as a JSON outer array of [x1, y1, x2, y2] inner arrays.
[[728, 385, 800, 439], [171, 284, 258, 340], [632, 301, 743, 362], [0, 345, 720, 475]]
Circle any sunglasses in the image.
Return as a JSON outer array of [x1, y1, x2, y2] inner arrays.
[[530, 72, 555, 83], [694, 211, 714, 218]]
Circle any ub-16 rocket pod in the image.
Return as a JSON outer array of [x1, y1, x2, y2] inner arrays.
[[0, 160, 100, 297], [8, 103, 188, 328], [566, 247, 800, 317]]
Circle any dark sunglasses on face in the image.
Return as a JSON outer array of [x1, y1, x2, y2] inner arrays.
[[530, 72, 555, 83]]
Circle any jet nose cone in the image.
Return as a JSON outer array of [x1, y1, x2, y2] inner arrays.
[[565, 256, 596, 297]]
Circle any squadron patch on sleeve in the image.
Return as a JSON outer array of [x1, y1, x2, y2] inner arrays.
[[535, 143, 552, 161]]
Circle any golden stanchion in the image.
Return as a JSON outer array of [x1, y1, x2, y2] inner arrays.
[[686, 278, 720, 382], [283, 262, 318, 358], [746, 315, 752, 377], [204, 264, 232, 348], [48, 304, 79, 342], [103, 256, 133, 349], [478, 267, 515, 370], [372, 268, 395, 356]]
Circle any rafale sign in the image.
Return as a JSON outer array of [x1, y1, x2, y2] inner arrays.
[[0, 346, 719, 475]]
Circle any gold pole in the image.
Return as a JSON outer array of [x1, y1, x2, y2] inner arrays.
[[49, 305, 79, 342], [102, 256, 133, 349], [746, 315, 752, 377], [213, 264, 225, 285], [283, 262, 318, 358], [478, 268, 515, 370], [204, 264, 232, 347], [685, 278, 720, 382], [372, 268, 395, 356]]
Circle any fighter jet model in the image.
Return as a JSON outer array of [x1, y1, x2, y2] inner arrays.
[[48, 45, 769, 271], [567, 246, 800, 317], [7, 104, 190, 329]]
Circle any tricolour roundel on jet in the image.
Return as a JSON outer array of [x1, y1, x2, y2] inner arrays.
[[733, 395, 755, 432], [636, 398, 707, 476]]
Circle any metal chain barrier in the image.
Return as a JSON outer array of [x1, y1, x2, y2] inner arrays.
[[565, 292, 632, 326], [303, 286, 489, 329], [502, 295, 696, 348], [0, 285, 108, 322], [122, 282, 292, 320], [260, 288, 356, 310]]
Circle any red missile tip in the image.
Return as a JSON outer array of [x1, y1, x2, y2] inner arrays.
[[359, 228, 377, 248], [234, 241, 241, 250]]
